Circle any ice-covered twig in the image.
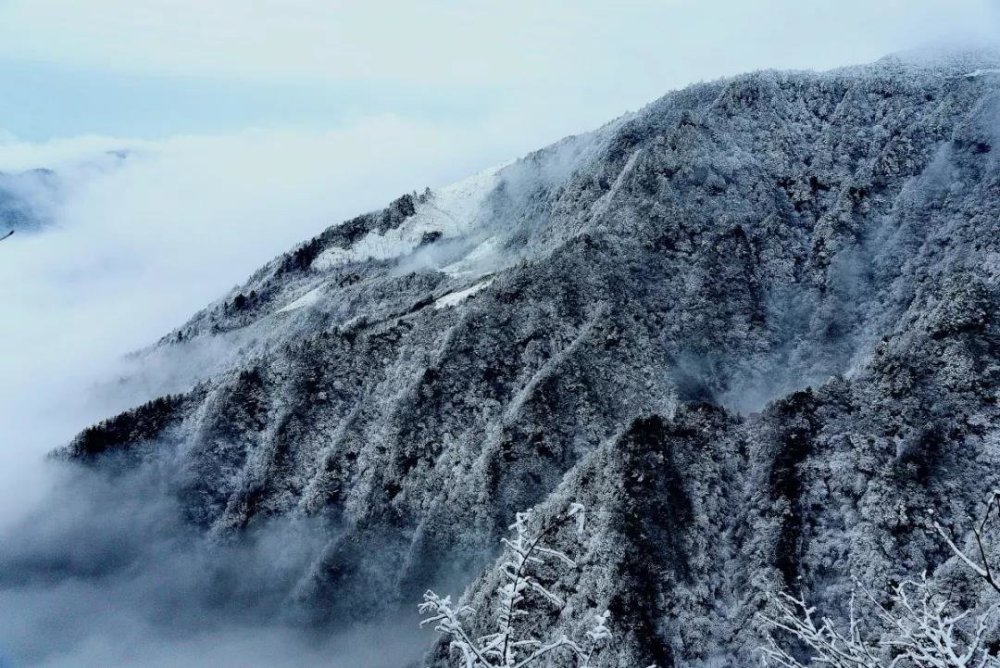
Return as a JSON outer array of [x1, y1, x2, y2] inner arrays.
[[419, 502, 610, 667], [932, 491, 1000, 594], [761, 489, 1000, 668]]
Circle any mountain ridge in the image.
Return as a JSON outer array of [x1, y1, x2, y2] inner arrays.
[[43, 50, 1000, 665]]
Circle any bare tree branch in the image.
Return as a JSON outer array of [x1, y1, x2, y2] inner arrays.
[[761, 491, 1000, 667], [419, 502, 609, 667]]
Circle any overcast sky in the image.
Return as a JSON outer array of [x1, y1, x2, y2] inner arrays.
[[0, 0, 998, 141]]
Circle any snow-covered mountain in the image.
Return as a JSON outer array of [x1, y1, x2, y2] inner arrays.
[[8, 51, 1000, 665], [0, 150, 129, 235], [0, 168, 57, 232]]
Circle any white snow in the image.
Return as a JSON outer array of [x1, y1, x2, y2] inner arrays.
[[311, 234, 415, 268], [965, 69, 1000, 77], [441, 236, 503, 278], [275, 285, 324, 313], [589, 147, 642, 219], [433, 278, 494, 309], [312, 164, 505, 271]]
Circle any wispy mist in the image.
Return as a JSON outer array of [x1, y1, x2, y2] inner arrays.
[[0, 452, 429, 667]]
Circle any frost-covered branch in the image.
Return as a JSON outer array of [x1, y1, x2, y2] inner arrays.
[[932, 491, 1000, 595], [420, 592, 493, 668], [420, 502, 610, 667], [760, 491, 1000, 667], [759, 589, 881, 668], [760, 577, 997, 668], [869, 577, 994, 668]]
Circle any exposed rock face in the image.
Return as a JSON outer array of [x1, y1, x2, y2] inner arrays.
[[61, 52, 1000, 665]]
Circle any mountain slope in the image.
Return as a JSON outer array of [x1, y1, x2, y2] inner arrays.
[[50, 52, 1000, 665]]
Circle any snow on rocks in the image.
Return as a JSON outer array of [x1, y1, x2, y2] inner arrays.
[[433, 278, 494, 309], [312, 164, 505, 271], [275, 285, 325, 313]]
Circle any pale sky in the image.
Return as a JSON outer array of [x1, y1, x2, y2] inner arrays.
[[0, 0, 998, 141]]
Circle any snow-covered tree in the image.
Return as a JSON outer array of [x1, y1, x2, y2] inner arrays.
[[419, 502, 611, 667], [760, 576, 998, 668], [759, 492, 1000, 667]]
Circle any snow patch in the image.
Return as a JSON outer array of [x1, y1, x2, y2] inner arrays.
[[276, 286, 324, 313], [433, 278, 494, 309], [441, 236, 503, 278], [589, 147, 642, 219], [312, 234, 414, 268], [312, 164, 505, 271]]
